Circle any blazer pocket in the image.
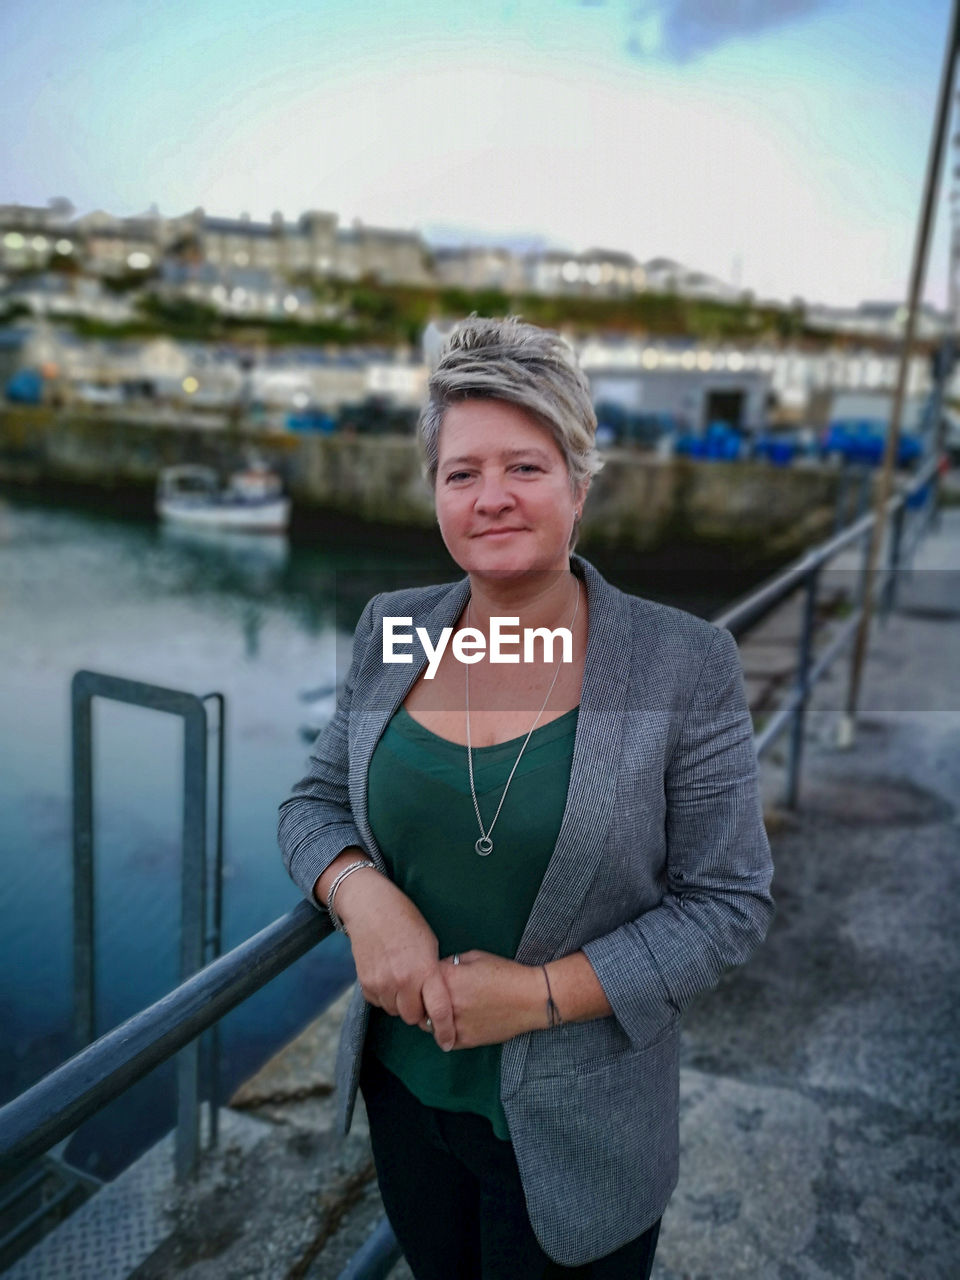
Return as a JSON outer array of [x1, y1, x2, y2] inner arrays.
[[504, 1032, 681, 1265], [523, 1014, 675, 1080]]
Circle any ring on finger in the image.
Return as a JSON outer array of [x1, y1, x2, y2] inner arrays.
[[424, 1017, 433, 1031], [453, 953, 461, 966]]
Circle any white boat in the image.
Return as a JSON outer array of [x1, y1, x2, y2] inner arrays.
[[156, 464, 291, 533]]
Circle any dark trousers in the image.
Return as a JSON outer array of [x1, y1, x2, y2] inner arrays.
[[360, 1053, 661, 1280]]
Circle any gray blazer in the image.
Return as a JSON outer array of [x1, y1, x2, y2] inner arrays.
[[278, 555, 774, 1267]]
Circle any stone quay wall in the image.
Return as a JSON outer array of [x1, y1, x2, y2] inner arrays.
[[0, 408, 844, 554]]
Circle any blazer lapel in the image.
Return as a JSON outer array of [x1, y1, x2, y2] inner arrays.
[[513, 557, 633, 965], [499, 558, 633, 1096]]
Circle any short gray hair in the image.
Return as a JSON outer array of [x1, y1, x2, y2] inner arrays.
[[419, 316, 602, 491]]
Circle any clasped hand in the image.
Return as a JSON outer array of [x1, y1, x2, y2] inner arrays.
[[342, 875, 537, 1051], [419, 950, 541, 1050]]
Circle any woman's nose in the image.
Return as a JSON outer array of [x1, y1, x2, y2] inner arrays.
[[474, 473, 515, 513]]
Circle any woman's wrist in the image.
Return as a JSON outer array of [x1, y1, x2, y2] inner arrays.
[[313, 847, 371, 906], [515, 962, 555, 1033], [523, 951, 612, 1029], [541, 963, 564, 1028], [313, 848, 383, 933], [326, 859, 378, 933]]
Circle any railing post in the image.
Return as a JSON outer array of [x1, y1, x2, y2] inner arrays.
[[857, 465, 872, 520], [176, 701, 208, 1183], [336, 1217, 402, 1280], [202, 692, 226, 1149], [785, 567, 820, 809], [881, 500, 906, 622], [851, 522, 869, 613], [930, 455, 944, 535], [71, 677, 95, 1053], [833, 465, 850, 534]]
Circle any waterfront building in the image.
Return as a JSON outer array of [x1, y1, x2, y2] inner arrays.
[[192, 208, 338, 279], [804, 300, 950, 341], [761, 345, 932, 420], [334, 220, 431, 285], [431, 245, 528, 294], [522, 247, 645, 296], [642, 256, 742, 302], [72, 209, 167, 276], [0, 198, 78, 271], [577, 335, 933, 427], [580, 248, 645, 295], [677, 270, 742, 303], [189, 208, 428, 286], [642, 256, 686, 292], [0, 320, 418, 416], [584, 346, 771, 435], [157, 262, 320, 321], [365, 354, 428, 406], [250, 350, 368, 411], [2, 273, 137, 324], [249, 349, 425, 414]]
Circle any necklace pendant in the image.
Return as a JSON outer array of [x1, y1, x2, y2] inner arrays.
[[475, 836, 494, 857]]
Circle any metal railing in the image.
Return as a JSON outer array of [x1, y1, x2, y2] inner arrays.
[[715, 451, 940, 807], [0, 900, 329, 1178], [0, 449, 944, 1278]]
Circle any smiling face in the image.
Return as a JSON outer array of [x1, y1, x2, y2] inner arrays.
[[434, 399, 585, 580]]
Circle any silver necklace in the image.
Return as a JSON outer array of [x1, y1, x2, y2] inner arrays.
[[465, 579, 582, 857]]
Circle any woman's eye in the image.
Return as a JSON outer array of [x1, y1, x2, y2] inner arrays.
[[514, 464, 541, 474], [445, 471, 471, 483]]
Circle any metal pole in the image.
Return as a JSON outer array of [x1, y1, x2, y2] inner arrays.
[[785, 567, 820, 809], [833, 464, 850, 534], [856, 466, 871, 520], [336, 1217, 402, 1280], [71, 677, 95, 1052], [176, 700, 208, 1183], [930, 339, 955, 531], [839, 0, 960, 747], [202, 691, 226, 1148], [881, 502, 907, 621], [931, 450, 946, 533]]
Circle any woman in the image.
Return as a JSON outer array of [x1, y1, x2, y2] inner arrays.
[[278, 317, 774, 1278]]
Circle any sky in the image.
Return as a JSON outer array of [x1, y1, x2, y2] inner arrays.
[[1, 0, 956, 308]]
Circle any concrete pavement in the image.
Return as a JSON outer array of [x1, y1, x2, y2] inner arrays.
[[654, 507, 960, 1278]]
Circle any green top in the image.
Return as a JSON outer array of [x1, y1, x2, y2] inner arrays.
[[366, 703, 578, 1139]]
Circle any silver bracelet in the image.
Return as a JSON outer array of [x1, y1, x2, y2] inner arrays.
[[326, 859, 377, 934], [542, 964, 564, 1029]]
